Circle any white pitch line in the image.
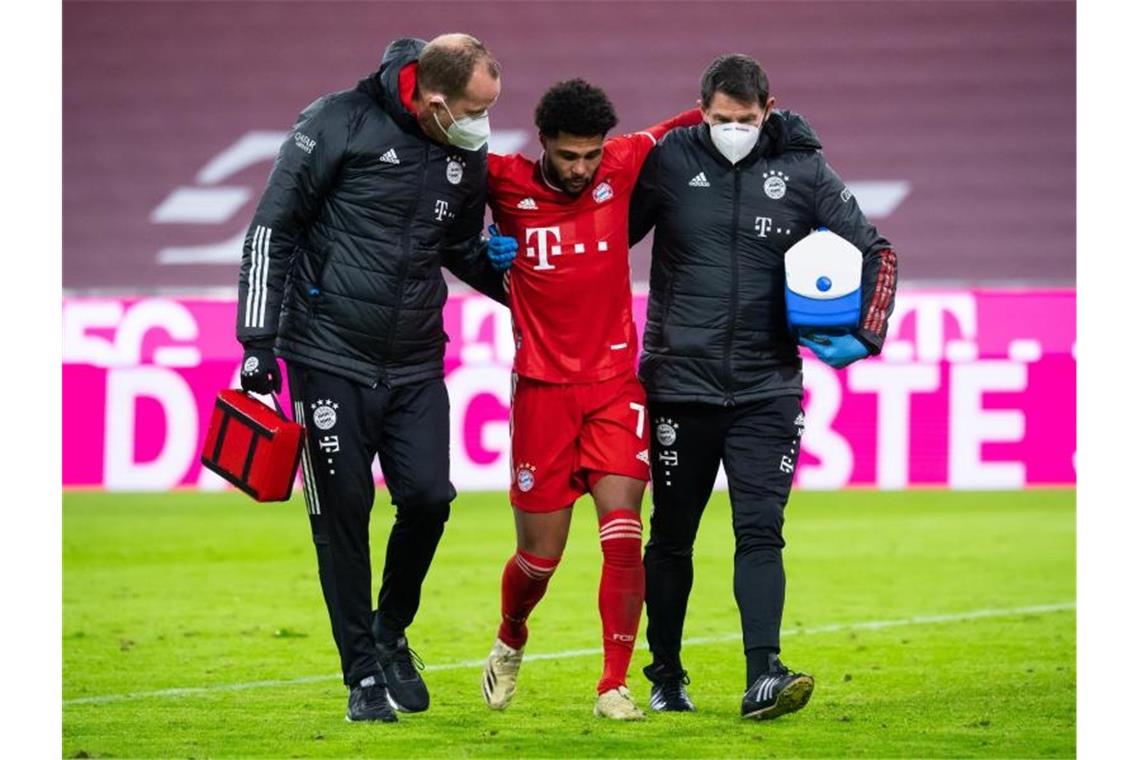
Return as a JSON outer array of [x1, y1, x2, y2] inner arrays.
[[63, 601, 1073, 707]]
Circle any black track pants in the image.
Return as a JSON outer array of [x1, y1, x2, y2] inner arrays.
[[643, 395, 803, 673], [287, 363, 456, 686]]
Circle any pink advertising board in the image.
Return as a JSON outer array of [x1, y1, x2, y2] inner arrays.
[[61, 290, 1075, 492]]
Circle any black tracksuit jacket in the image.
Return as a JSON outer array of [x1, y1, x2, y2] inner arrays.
[[236, 38, 504, 387], [630, 111, 898, 405]]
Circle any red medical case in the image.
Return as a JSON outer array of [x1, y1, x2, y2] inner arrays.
[[200, 390, 304, 502]]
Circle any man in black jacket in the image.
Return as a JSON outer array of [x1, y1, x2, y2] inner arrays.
[[629, 54, 897, 720], [235, 34, 514, 722]]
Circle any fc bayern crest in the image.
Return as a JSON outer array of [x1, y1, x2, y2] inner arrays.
[[763, 170, 789, 200], [593, 181, 613, 204], [310, 399, 339, 431], [446, 157, 465, 185], [516, 466, 535, 492], [656, 419, 678, 446]]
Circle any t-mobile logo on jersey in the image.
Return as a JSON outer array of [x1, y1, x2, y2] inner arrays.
[[524, 226, 609, 271]]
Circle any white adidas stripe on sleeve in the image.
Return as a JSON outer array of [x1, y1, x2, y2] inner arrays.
[[245, 225, 263, 328], [256, 227, 272, 328], [244, 225, 274, 329]]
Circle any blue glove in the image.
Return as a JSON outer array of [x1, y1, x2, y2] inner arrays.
[[486, 225, 518, 272], [799, 332, 869, 369]]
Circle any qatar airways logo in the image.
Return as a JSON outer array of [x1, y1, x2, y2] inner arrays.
[[524, 226, 610, 271]]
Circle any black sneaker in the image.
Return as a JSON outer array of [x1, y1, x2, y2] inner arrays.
[[741, 655, 814, 720], [346, 675, 398, 722], [644, 663, 696, 712], [376, 636, 429, 713]]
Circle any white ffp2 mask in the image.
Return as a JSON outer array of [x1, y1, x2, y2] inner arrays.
[[433, 98, 491, 151], [709, 122, 760, 164]]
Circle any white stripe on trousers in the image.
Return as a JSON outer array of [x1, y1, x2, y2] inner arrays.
[[301, 440, 320, 515], [294, 401, 320, 515], [293, 402, 311, 514]]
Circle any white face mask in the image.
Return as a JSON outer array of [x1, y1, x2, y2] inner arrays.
[[709, 122, 760, 164], [433, 97, 491, 151]]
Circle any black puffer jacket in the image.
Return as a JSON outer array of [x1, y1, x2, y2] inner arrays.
[[236, 38, 504, 387], [630, 111, 897, 405]]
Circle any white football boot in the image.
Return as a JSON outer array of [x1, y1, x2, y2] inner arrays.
[[481, 638, 524, 710], [594, 685, 647, 720]]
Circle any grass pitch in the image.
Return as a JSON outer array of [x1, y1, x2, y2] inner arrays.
[[63, 489, 1074, 758]]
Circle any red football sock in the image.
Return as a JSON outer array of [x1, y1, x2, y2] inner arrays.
[[597, 509, 645, 694], [498, 549, 560, 650]]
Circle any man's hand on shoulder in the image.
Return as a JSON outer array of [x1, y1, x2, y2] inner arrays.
[[240, 343, 282, 394], [798, 332, 869, 370]]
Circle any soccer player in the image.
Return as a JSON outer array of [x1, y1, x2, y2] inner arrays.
[[477, 80, 700, 720]]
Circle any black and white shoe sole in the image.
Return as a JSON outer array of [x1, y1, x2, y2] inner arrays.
[[742, 676, 815, 720], [649, 695, 696, 712], [345, 711, 398, 723], [650, 704, 696, 713], [385, 690, 429, 714]]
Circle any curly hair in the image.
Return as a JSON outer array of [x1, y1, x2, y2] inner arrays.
[[534, 79, 618, 138]]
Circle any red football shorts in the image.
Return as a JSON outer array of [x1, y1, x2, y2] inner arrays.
[[509, 371, 651, 513]]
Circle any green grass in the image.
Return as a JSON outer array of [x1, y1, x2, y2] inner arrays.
[[63, 489, 1075, 758]]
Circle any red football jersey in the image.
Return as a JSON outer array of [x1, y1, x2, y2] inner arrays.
[[488, 110, 701, 383]]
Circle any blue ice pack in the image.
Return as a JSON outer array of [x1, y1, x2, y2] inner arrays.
[[784, 229, 863, 331]]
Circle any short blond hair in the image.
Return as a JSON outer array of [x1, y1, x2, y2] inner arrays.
[[418, 33, 500, 100]]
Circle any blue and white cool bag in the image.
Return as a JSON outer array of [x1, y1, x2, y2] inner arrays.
[[784, 229, 863, 332]]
